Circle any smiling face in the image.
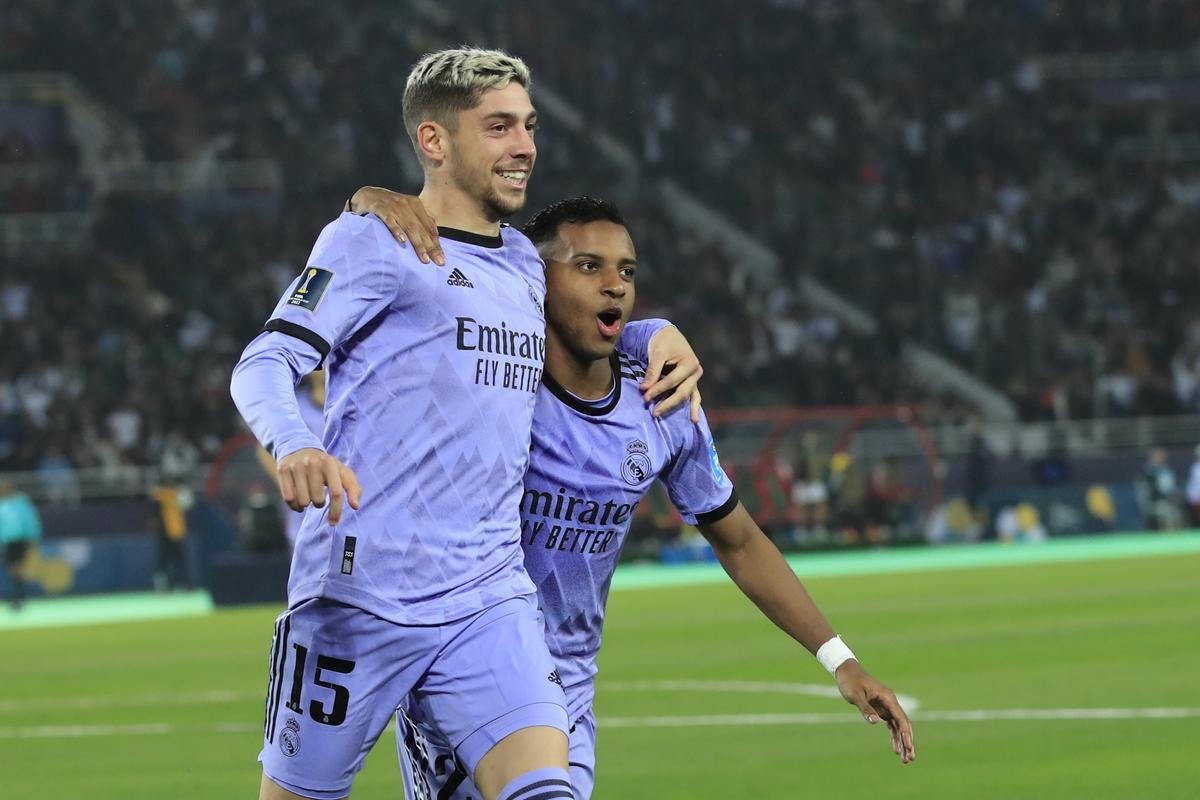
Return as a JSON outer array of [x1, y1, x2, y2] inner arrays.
[[542, 219, 638, 364], [444, 81, 537, 221]]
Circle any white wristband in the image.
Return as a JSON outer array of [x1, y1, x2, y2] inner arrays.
[[816, 635, 856, 676]]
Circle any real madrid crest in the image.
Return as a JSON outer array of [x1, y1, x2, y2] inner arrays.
[[280, 717, 301, 757], [526, 281, 544, 318], [621, 439, 651, 485]]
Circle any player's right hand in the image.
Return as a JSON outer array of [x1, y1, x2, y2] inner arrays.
[[277, 447, 363, 526], [349, 186, 445, 266], [835, 660, 916, 764]]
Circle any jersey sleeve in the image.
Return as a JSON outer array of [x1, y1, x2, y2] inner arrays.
[[263, 213, 404, 365], [661, 407, 738, 526], [616, 318, 671, 363]]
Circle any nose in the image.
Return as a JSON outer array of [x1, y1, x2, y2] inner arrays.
[[602, 280, 626, 299], [511, 126, 536, 161]]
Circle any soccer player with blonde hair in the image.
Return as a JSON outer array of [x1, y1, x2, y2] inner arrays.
[[232, 48, 697, 800]]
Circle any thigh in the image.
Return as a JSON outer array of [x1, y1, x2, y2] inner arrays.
[[259, 599, 436, 799], [396, 699, 592, 800], [417, 594, 569, 778]]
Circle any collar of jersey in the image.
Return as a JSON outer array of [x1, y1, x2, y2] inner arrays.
[[542, 352, 622, 416], [437, 226, 504, 249]]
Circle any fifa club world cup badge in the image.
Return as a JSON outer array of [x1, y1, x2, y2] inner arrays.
[[621, 439, 651, 486], [280, 717, 301, 757]]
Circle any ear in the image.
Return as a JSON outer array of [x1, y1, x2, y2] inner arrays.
[[417, 121, 447, 165]]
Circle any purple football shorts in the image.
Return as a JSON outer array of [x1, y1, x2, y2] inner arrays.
[[258, 594, 567, 799]]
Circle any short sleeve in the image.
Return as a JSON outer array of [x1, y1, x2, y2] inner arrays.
[[662, 407, 737, 526], [617, 318, 671, 363], [263, 213, 403, 364]]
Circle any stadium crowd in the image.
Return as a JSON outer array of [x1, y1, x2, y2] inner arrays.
[[475, 0, 1200, 420], [3, 0, 1200, 474]]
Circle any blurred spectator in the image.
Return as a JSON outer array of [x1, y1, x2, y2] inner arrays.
[[1185, 445, 1200, 528], [237, 481, 288, 554], [1137, 447, 1181, 531], [149, 481, 192, 591], [996, 502, 1048, 544], [1032, 433, 1072, 486], [826, 450, 866, 542], [965, 418, 993, 520], [788, 431, 831, 542], [863, 460, 914, 543], [0, 477, 42, 609]]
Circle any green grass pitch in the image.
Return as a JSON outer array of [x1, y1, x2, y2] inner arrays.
[[2, 550, 1197, 798]]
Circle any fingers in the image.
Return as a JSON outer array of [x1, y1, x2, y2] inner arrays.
[[323, 458, 345, 526], [277, 452, 362, 523], [341, 464, 363, 511], [305, 459, 327, 510], [653, 363, 702, 418], [871, 690, 916, 764], [368, 201, 442, 266], [645, 356, 701, 402], [639, 363, 662, 397], [690, 388, 703, 424], [407, 219, 441, 265], [412, 203, 444, 266], [850, 689, 880, 724], [277, 463, 299, 510]]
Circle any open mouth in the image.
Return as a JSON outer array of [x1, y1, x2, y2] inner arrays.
[[597, 308, 622, 338], [495, 168, 529, 189]]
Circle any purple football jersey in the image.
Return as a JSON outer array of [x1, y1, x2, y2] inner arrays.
[[237, 213, 548, 624], [521, 349, 737, 719]]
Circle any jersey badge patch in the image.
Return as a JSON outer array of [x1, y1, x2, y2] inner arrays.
[[708, 437, 727, 486], [287, 267, 334, 312], [621, 439, 651, 486], [280, 717, 301, 757], [526, 281, 544, 318]]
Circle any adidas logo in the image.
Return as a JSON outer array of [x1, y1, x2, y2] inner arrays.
[[446, 268, 474, 288]]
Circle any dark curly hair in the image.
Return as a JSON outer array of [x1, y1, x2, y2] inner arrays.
[[521, 196, 628, 250]]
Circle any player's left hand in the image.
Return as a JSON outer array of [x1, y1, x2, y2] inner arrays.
[[835, 660, 916, 764], [642, 325, 703, 422], [349, 186, 445, 266]]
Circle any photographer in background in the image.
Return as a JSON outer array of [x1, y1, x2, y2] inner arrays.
[[0, 479, 43, 610]]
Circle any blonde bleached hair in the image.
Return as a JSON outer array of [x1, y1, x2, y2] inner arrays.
[[402, 47, 532, 164]]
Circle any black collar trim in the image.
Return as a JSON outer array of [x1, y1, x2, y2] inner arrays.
[[542, 353, 622, 416], [438, 226, 503, 248]]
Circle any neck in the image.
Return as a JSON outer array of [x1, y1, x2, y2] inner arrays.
[[420, 177, 501, 236], [544, 336, 614, 400]]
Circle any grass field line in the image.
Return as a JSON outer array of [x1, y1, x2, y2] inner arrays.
[[2, 707, 1198, 740], [0, 689, 250, 713], [0, 680, 916, 714], [604, 679, 922, 712], [600, 707, 1200, 728]]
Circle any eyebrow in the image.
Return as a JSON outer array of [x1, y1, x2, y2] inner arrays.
[[573, 252, 638, 266], [482, 111, 538, 124]]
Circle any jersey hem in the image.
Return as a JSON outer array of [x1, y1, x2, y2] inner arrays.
[[693, 487, 739, 526], [288, 578, 538, 626]]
